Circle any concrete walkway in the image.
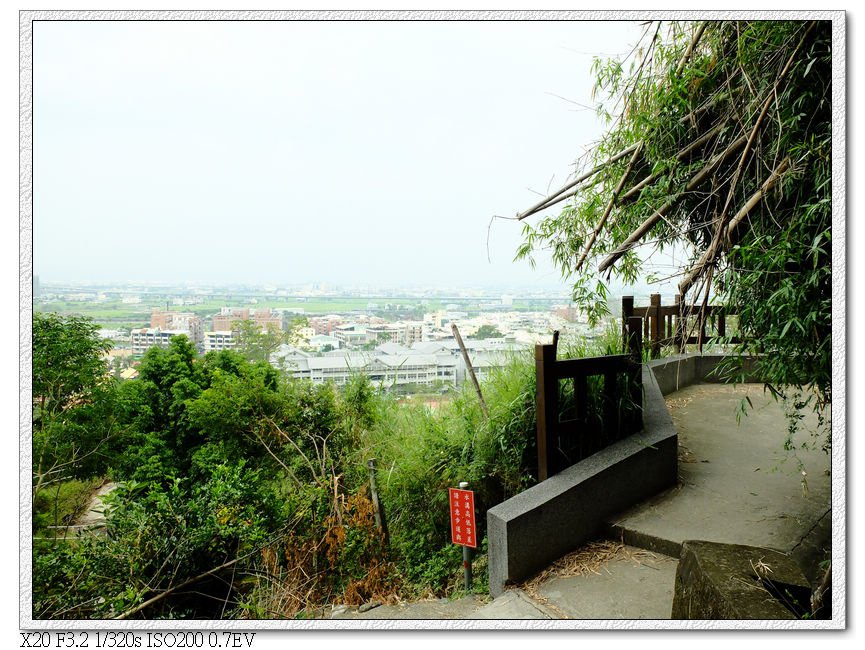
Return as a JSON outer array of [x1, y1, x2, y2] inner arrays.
[[609, 383, 831, 584], [327, 383, 831, 620]]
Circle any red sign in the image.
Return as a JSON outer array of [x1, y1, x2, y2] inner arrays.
[[449, 488, 477, 548]]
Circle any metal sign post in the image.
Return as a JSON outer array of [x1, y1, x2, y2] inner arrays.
[[449, 482, 476, 591]]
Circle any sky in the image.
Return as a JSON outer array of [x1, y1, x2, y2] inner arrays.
[[32, 18, 652, 290]]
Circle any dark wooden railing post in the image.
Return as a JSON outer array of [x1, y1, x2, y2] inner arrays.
[[534, 325, 651, 481], [650, 293, 661, 358], [674, 293, 685, 353], [621, 295, 634, 350], [627, 317, 643, 431], [535, 343, 558, 482], [627, 316, 642, 362], [573, 373, 587, 459], [603, 369, 617, 444]]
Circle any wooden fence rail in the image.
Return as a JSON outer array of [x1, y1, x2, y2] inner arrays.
[[622, 294, 740, 358], [535, 319, 643, 481]]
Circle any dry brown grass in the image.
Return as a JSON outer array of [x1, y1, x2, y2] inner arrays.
[[516, 540, 659, 618], [237, 484, 404, 619]]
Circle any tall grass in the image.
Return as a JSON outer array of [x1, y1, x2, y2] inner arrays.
[[344, 323, 626, 594]]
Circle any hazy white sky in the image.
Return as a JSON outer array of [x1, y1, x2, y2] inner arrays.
[[33, 19, 650, 289]]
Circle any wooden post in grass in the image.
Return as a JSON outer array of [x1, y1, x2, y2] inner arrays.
[[367, 458, 389, 546], [451, 323, 489, 418]]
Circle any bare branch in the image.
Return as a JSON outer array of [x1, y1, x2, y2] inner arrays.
[[575, 141, 643, 271], [598, 134, 747, 273], [515, 143, 641, 221]]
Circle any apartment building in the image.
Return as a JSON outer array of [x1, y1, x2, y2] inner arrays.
[[308, 316, 342, 336], [213, 308, 249, 331], [213, 307, 284, 332], [551, 305, 578, 322], [131, 328, 189, 355], [203, 331, 237, 353], [150, 310, 204, 349], [253, 308, 284, 331], [364, 322, 424, 346]]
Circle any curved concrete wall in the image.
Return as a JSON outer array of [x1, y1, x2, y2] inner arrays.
[[486, 363, 678, 596], [486, 353, 757, 596]]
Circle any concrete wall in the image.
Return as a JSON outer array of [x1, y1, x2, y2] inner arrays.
[[487, 364, 678, 596], [486, 353, 761, 596], [648, 353, 762, 395]]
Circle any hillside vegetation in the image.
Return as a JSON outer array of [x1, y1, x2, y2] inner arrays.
[[32, 311, 622, 619]]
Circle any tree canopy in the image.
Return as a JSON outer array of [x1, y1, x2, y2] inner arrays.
[[32, 313, 123, 497], [514, 20, 832, 422], [473, 324, 504, 340]]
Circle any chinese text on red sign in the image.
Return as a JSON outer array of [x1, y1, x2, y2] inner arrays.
[[448, 488, 476, 548]]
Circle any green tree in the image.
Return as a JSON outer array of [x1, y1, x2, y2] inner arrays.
[[515, 20, 831, 445], [234, 319, 288, 363], [473, 324, 504, 340], [33, 312, 112, 420], [32, 313, 121, 502]]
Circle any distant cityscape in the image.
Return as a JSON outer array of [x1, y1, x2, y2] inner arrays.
[[33, 278, 675, 393]]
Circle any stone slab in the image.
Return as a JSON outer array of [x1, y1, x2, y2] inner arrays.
[[607, 383, 831, 567], [328, 595, 486, 620], [671, 540, 812, 619], [537, 547, 678, 619], [472, 589, 557, 619]]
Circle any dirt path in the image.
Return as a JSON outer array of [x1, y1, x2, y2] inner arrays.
[[73, 481, 118, 531]]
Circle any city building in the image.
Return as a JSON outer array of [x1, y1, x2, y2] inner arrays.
[[333, 324, 368, 347], [150, 310, 205, 349], [212, 308, 251, 331], [204, 331, 238, 353], [213, 307, 284, 332], [270, 338, 522, 392], [308, 335, 340, 352], [551, 305, 578, 322], [309, 316, 342, 336], [365, 322, 423, 346], [131, 328, 190, 355]]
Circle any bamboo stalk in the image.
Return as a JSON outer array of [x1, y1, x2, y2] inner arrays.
[[114, 553, 250, 620], [679, 156, 791, 294], [597, 134, 747, 273], [618, 122, 725, 203], [575, 142, 643, 271], [516, 143, 641, 221], [676, 22, 709, 76], [679, 23, 815, 298], [716, 22, 816, 226]]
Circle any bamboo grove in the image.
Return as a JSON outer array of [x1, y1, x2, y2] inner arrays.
[[514, 20, 832, 443]]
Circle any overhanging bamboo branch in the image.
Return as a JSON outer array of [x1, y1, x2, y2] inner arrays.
[[675, 21, 709, 76], [516, 143, 641, 221], [575, 142, 643, 271], [597, 133, 747, 273], [679, 155, 791, 294], [681, 22, 815, 295], [715, 21, 815, 226], [617, 121, 726, 203]]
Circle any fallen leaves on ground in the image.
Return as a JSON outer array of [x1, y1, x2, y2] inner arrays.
[[519, 540, 657, 601]]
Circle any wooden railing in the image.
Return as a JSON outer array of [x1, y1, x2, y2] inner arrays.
[[535, 319, 643, 481], [622, 294, 740, 358]]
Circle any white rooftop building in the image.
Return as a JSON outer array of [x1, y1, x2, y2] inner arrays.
[[270, 338, 524, 392]]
